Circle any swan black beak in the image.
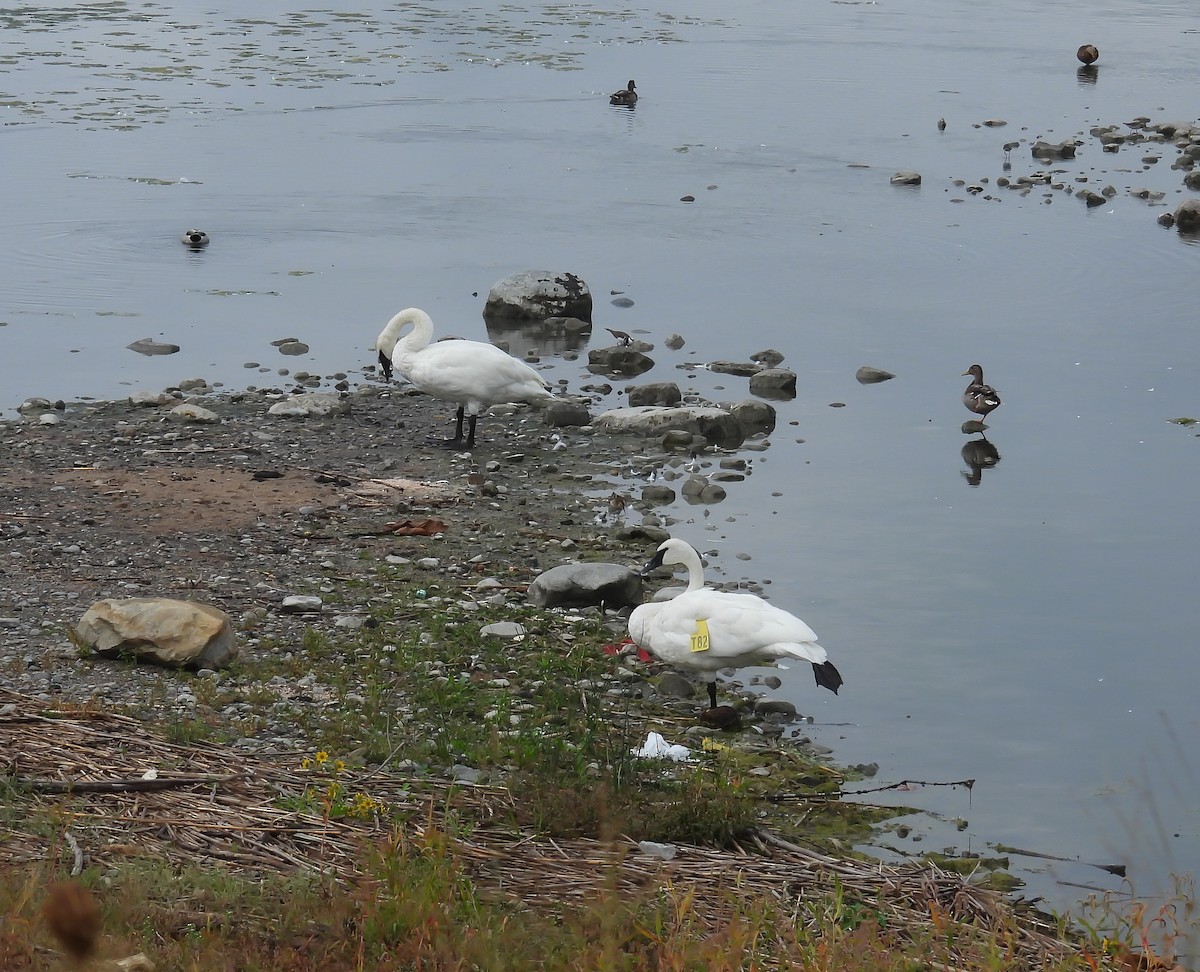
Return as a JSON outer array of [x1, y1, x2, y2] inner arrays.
[[639, 547, 667, 576], [378, 349, 393, 382]]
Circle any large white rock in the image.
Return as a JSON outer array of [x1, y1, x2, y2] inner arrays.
[[592, 405, 744, 445], [169, 403, 220, 423], [76, 598, 238, 669], [267, 393, 350, 418], [483, 270, 592, 322]]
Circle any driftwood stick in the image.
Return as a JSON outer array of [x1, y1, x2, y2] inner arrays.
[[13, 773, 238, 794], [843, 777, 976, 796]]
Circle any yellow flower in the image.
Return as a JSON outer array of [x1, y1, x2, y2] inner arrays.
[[350, 792, 381, 818], [334, 759, 347, 774], [315, 751, 330, 765], [301, 757, 313, 770]]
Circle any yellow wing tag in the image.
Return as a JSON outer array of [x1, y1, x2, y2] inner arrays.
[[690, 618, 711, 653]]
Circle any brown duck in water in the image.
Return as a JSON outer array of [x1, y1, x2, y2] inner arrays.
[[1076, 44, 1099, 65], [962, 364, 1002, 422], [609, 80, 637, 106]]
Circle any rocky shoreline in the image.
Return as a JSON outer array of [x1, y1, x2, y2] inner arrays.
[[1, 380, 822, 761]]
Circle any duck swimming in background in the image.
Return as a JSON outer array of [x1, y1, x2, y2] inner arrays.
[[1076, 44, 1099, 65], [373, 307, 554, 450], [628, 538, 843, 710], [609, 80, 637, 106], [962, 364, 1002, 423]]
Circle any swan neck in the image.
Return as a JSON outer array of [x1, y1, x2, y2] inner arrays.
[[684, 557, 705, 592], [385, 308, 433, 356]]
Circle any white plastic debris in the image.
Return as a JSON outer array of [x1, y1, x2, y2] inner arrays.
[[638, 840, 678, 860], [632, 731, 692, 762]]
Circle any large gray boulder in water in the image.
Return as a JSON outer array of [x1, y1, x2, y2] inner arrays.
[[484, 271, 592, 323]]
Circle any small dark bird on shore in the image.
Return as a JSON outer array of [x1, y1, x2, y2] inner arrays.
[[962, 364, 1002, 422], [606, 328, 633, 347], [609, 80, 637, 106], [1076, 44, 1099, 65]]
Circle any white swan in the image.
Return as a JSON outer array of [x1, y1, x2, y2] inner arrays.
[[373, 307, 554, 449], [628, 538, 842, 709]]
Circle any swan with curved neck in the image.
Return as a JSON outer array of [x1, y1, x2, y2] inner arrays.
[[628, 538, 843, 710], [374, 307, 553, 449]]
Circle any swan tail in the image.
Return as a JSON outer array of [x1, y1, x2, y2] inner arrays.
[[812, 660, 843, 695]]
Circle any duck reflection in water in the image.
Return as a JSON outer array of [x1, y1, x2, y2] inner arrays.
[[961, 437, 1001, 487]]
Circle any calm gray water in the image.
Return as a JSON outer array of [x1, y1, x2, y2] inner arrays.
[[4, 0, 1199, 912]]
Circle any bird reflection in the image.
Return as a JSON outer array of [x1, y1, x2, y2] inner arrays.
[[1076, 65, 1099, 85], [961, 437, 1001, 487]]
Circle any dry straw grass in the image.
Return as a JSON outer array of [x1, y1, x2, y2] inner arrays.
[[0, 687, 1108, 970]]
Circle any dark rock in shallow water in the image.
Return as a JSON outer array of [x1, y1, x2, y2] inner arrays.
[[587, 347, 655, 376], [627, 382, 682, 407], [640, 484, 676, 505], [751, 348, 785, 368], [709, 360, 761, 377], [754, 698, 798, 723], [749, 368, 797, 400], [1175, 198, 1200, 232], [1031, 139, 1079, 160], [730, 400, 776, 435], [127, 338, 181, 356], [856, 366, 895, 384], [681, 476, 726, 504]]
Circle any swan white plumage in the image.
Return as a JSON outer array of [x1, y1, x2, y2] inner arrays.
[[373, 307, 554, 449], [628, 538, 843, 709]]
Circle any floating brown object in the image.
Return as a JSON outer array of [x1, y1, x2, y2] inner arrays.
[[609, 79, 637, 106], [962, 364, 1002, 422], [42, 881, 102, 962], [1076, 44, 1099, 65]]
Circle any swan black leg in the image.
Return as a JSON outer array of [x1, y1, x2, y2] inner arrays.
[[707, 681, 719, 708], [465, 414, 478, 449], [440, 406, 470, 449]]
